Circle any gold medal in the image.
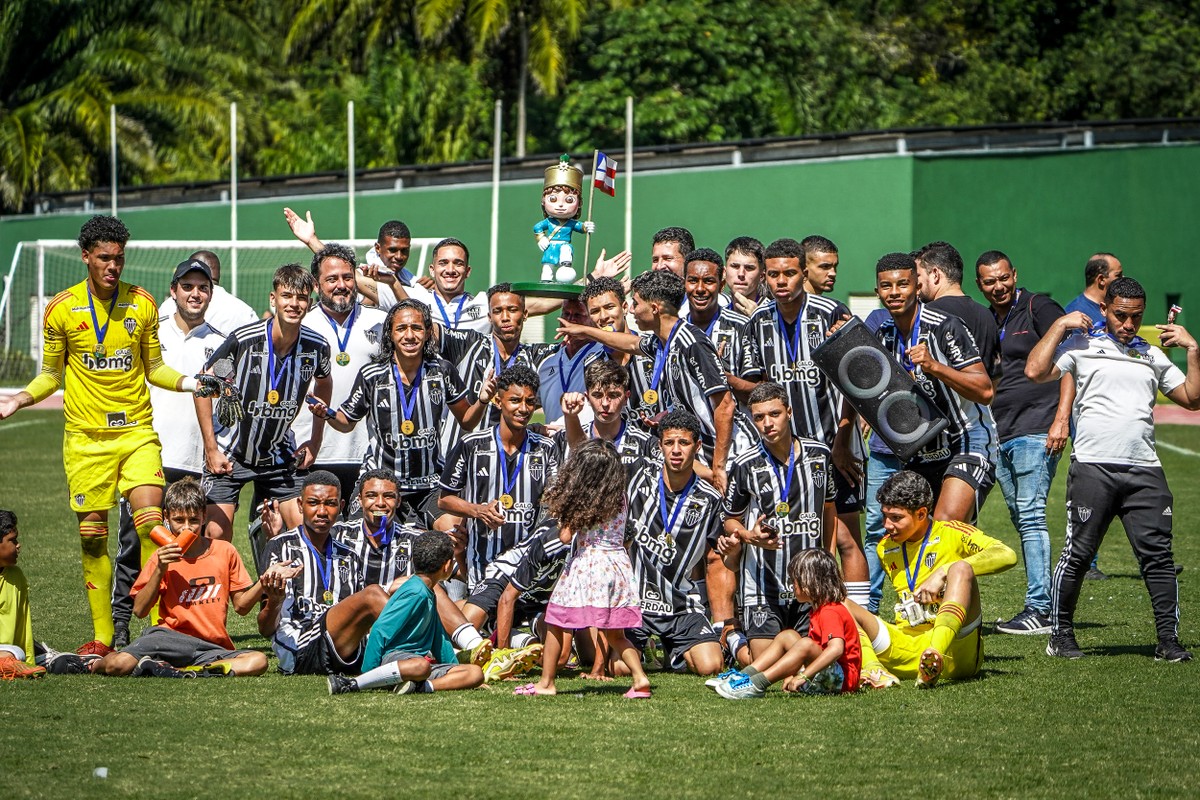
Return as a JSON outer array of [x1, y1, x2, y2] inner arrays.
[[323, 589, 334, 604], [775, 501, 790, 516], [401, 419, 415, 435], [499, 494, 514, 509], [643, 389, 659, 405], [335, 352, 351, 367], [93, 344, 106, 358], [267, 390, 280, 405]]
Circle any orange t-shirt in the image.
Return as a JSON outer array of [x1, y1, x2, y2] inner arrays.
[[131, 538, 253, 650]]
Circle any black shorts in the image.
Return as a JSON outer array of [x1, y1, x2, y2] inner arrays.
[[741, 601, 812, 640], [628, 612, 719, 670], [291, 613, 363, 676], [204, 458, 306, 507], [466, 577, 544, 625], [915, 452, 995, 519], [832, 464, 864, 514]]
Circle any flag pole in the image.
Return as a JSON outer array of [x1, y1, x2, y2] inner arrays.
[[583, 150, 598, 276]]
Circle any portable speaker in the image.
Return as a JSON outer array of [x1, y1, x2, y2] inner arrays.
[[811, 317, 948, 462]]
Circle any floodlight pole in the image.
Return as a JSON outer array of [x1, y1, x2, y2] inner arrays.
[[110, 105, 118, 216], [230, 102, 239, 298], [348, 100, 356, 239], [625, 96, 633, 276], [489, 99, 502, 287]]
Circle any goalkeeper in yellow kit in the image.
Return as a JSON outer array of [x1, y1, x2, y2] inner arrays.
[[0, 216, 220, 656], [848, 470, 1016, 689]]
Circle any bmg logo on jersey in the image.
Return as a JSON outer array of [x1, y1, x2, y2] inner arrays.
[[248, 399, 299, 419], [773, 511, 822, 545], [81, 349, 133, 372], [769, 360, 822, 387]]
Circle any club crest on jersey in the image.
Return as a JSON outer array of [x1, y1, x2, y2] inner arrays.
[[684, 501, 703, 527], [751, 606, 769, 629], [298, 355, 316, 381], [73, 493, 85, 507], [204, 347, 215, 360], [528, 454, 545, 480], [810, 461, 826, 488], [805, 320, 823, 348], [925, 552, 937, 570], [429, 379, 444, 407], [365, 324, 381, 345], [123, 318, 137, 336], [464, 305, 483, 320]]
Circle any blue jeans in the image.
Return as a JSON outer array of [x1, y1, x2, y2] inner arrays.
[[995, 435, 1060, 614], [864, 450, 904, 613]]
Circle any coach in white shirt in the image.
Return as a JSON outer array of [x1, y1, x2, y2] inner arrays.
[[159, 249, 258, 336]]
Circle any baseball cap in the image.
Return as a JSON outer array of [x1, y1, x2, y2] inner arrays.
[[172, 258, 214, 284]]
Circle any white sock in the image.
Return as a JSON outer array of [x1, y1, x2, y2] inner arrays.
[[511, 632, 536, 649], [451, 624, 484, 651], [846, 581, 871, 607], [353, 661, 405, 691], [870, 620, 891, 655], [0, 644, 25, 661]]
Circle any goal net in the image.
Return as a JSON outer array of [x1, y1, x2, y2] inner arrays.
[[0, 238, 445, 386]]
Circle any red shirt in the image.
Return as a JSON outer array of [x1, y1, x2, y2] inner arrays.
[[808, 601, 861, 692]]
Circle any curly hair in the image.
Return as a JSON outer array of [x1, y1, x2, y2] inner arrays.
[[543, 439, 627, 534], [378, 220, 411, 241], [876, 470, 933, 512], [375, 299, 438, 363], [631, 270, 685, 315], [78, 215, 130, 250], [787, 549, 846, 607], [764, 238, 804, 261], [581, 276, 625, 306], [684, 247, 724, 275], [875, 252, 917, 275], [496, 363, 540, 396], [1106, 275, 1145, 303]]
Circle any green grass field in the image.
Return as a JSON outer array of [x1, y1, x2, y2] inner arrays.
[[2, 410, 1199, 798]]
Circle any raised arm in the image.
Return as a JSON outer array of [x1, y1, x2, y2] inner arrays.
[[1159, 323, 1200, 410], [1027, 311, 1092, 383]]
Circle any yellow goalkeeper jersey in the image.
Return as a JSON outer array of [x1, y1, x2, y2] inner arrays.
[[877, 518, 1016, 628], [35, 279, 170, 433]]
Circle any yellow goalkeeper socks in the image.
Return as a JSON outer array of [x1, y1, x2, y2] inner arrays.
[[930, 601, 967, 654], [79, 521, 114, 646], [131, 506, 164, 624], [859, 630, 884, 671]]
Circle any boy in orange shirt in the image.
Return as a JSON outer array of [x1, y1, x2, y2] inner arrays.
[[91, 479, 270, 677]]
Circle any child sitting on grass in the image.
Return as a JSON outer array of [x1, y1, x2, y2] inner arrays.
[[328, 532, 485, 695], [0, 510, 44, 680], [712, 549, 861, 699], [90, 479, 269, 678]]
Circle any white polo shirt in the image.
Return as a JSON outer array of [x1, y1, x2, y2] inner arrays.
[[291, 302, 388, 465], [150, 315, 229, 474], [1055, 328, 1185, 467], [160, 285, 258, 339]]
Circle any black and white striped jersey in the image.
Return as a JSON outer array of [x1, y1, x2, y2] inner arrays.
[[554, 420, 661, 473], [439, 426, 562, 588], [688, 307, 750, 374], [439, 328, 558, 445], [332, 518, 422, 587], [625, 464, 724, 617], [740, 295, 850, 446], [340, 356, 468, 489], [261, 527, 364, 674], [872, 304, 997, 460], [723, 439, 835, 608], [507, 521, 571, 606], [637, 321, 757, 465], [621, 351, 667, 421], [204, 320, 332, 467]]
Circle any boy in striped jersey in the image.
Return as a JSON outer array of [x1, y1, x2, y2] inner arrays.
[[578, 277, 665, 425], [197, 263, 333, 541], [719, 383, 837, 664], [682, 248, 751, 380], [557, 360, 659, 471]]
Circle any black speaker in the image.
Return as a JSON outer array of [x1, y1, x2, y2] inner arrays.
[[811, 317, 948, 462]]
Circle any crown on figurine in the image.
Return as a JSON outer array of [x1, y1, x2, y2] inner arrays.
[[543, 154, 583, 193]]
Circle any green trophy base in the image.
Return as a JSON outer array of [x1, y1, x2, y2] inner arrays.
[[509, 281, 585, 299]]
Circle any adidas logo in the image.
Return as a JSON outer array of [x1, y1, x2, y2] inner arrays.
[[476, 468, 489, 476], [1163, 506, 1173, 516], [75, 321, 89, 331]]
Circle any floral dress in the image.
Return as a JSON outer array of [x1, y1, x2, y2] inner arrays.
[[544, 508, 643, 630]]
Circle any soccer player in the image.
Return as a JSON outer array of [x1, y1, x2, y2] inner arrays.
[[622, 409, 725, 676], [720, 383, 837, 662], [579, 276, 664, 424], [558, 360, 659, 470], [196, 263, 333, 540], [90, 478, 269, 678], [290, 243, 388, 503], [801, 235, 839, 297], [0, 510, 44, 680], [332, 468, 424, 587], [849, 471, 1016, 688], [723, 235, 767, 315], [683, 248, 751, 380], [258, 471, 391, 675], [860, 252, 996, 613], [328, 532, 485, 695], [438, 365, 562, 589], [308, 299, 492, 526], [1026, 276, 1199, 662], [0, 215, 219, 655]]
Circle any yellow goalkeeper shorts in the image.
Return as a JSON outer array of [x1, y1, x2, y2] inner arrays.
[[63, 426, 164, 513], [876, 617, 983, 680]]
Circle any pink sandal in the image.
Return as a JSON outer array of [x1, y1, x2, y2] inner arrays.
[[513, 683, 539, 696], [624, 688, 652, 699]]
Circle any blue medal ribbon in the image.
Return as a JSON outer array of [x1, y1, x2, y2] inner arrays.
[[658, 472, 697, 534], [558, 342, 597, 395], [901, 521, 934, 594], [86, 285, 119, 354], [493, 342, 522, 376], [265, 319, 294, 398], [776, 298, 808, 365], [433, 292, 468, 328], [392, 361, 423, 428], [495, 426, 527, 500], [590, 420, 626, 450], [896, 303, 923, 370], [690, 309, 721, 338], [761, 441, 797, 511], [300, 526, 333, 596], [368, 514, 391, 547], [321, 303, 358, 355], [650, 320, 684, 394]]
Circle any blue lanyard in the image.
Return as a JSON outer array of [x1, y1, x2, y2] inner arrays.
[[368, 514, 391, 547], [265, 319, 294, 395], [996, 289, 1020, 342], [558, 343, 597, 395], [690, 310, 721, 338], [321, 303, 358, 353], [495, 427, 527, 498], [650, 320, 684, 392], [86, 286, 119, 351], [392, 361, 423, 424], [433, 292, 468, 328], [300, 527, 333, 592], [775, 298, 808, 365], [591, 420, 626, 450], [658, 472, 697, 533], [761, 442, 796, 506], [901, 522, 934, 593], [896, 304, 922, 370], [493, 341, 522, 376]]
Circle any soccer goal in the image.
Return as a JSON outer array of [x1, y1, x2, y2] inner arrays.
[[0, 238, 444, 385]]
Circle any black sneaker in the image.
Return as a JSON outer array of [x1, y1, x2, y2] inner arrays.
[[1084, 567, 1109, 581], [1155, 639, 1194, 663], [1046, 632, 1086, 659], [133, 657, 194, 678], [996, 608, 1052, 635], [112, 624, 130, 650], [327, 674, 359, 695], [34, 642, 90, 675]]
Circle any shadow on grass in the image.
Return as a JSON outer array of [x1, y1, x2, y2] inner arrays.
[[1085, 643, 1158, 658]]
